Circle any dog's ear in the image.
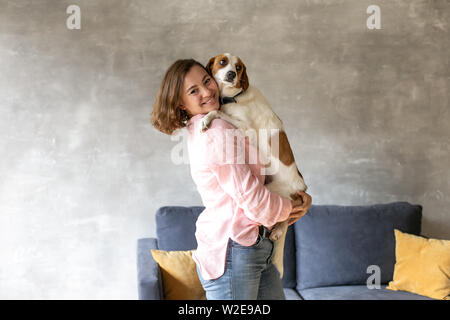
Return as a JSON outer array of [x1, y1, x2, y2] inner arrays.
[[205, 57, 215, 76], [240, 63, 249, 92]]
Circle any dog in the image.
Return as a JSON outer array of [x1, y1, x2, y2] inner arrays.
[[201, 53, 307, 278]]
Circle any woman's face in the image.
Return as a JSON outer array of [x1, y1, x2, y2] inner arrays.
[[180, 65, 220, 117]]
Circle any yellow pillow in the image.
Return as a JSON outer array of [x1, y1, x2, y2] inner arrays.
[[151, 249, 206, 300], [387, 229, 450, 300]]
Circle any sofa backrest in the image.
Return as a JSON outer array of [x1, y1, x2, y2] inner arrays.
[[156, 206, 203, 251], [295, 202, 422, 291], [155, 205, 297, 288]]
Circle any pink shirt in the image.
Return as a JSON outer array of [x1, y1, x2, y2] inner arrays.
[[186, 113, 292, 280]]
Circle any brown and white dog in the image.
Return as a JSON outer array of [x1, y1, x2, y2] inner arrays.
[[201, 53, 307, 278]]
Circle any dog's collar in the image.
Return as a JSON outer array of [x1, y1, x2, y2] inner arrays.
[[219, 90, 243, 105]]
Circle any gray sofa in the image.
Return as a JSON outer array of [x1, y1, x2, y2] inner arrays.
[[137, 202, 434, 300]]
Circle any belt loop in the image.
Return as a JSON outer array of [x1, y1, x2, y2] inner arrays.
[[259, 225, 271, 239]]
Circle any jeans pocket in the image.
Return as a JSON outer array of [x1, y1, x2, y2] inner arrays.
[[252, 233, 263, 247], [196, 265, 215, 287]]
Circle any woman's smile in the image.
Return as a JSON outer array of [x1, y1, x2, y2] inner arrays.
[[202, 93, 216, 106]]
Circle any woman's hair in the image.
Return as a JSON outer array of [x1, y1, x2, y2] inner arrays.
[[151, 59, 208, 135]]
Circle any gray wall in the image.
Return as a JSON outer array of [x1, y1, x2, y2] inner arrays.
[[0, 0, 448, 299]]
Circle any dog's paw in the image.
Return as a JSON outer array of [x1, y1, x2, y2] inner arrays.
[[199, 112, 217, 133], [269, 229, 283, 241], [200, 117, 210, 133]]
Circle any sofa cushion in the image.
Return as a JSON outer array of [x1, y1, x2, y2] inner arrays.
[[156, 206, 203, 251], [299, 285, 435, 300], [155, 206, 297, 286], [295, 202, 422, 291], [283, 288, 303, 300], [151, 249, 206, 300], [387, 229, 450, 300]]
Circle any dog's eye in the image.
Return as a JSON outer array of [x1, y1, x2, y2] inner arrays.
[[219, 59, 227, 66], [236, 65, 242, 71]]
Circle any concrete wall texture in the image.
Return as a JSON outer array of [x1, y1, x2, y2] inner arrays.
[[0, 0, 448, 299]]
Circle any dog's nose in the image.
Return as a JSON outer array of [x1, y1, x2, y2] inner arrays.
[[225, 71, 236, 81]]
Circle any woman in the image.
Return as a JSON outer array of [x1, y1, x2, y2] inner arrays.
[[152, 59, 312, 300]]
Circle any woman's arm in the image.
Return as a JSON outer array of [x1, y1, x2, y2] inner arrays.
[[210, 162, 292, 227], [199, 119, 293, 226]]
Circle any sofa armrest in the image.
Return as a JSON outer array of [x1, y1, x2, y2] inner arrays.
[[137, 238, 163, 300]]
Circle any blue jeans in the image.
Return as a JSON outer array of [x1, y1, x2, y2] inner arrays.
[[196, 234, 286, 300]]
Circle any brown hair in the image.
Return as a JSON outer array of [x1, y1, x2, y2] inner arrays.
[[151, 59, 208, 135]]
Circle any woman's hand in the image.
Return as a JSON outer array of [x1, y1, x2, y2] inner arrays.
[[288, 191, 312, 226]]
